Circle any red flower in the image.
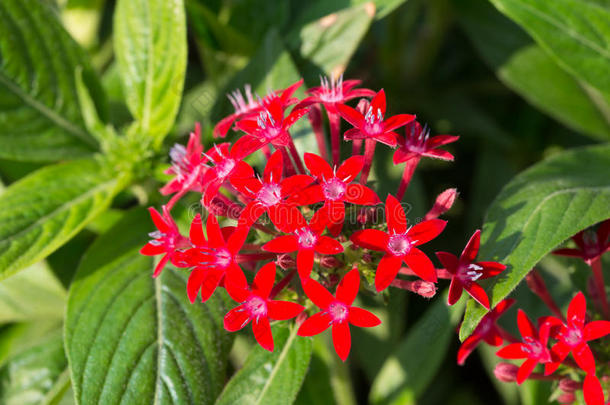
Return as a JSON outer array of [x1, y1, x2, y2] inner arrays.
[[583, 374, 606, 405], [544, 292, 610, 374], [224, 262, 304, 351], [233, 150, 313, 232], [161, 123, 205, 203], [140, 206, 191, 278], [290, 153, 380, 235], [337, 89, 415, 147], [553, 220, 610, 265], [295, 75, 375, 113], [232, 97, 309, 156], [213, 80, 302, 138], [185, 214, 248, 303], [436, 230, 506, 309], [393, 121, 459, 164], [297, 268, 381, 361], [199, 142, 254, 206], [262, 210, 343, 279], [496, 310, 554, 384], [351, 195, 446, 291], [457, 298, 515, 365]]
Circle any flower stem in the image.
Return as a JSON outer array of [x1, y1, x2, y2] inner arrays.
[[269, 269, 297, 299], [281, 147, 297, 176], [329, 111, 342, 166], [360, 139, 377, 185], [287, 139, 307, 174], [590, 257, 610, 319], [497, 327, 519, 344], [352, 138, 363, 156], [309, 105, 329, 161], [396, 156, 421, 201]]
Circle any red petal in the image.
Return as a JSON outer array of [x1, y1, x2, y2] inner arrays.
[[584, 374, 605, 405], [153, 255, 170, 278], [436, 251, 459, 273], [573, 343, 596, 373], [222, 266, 248, 302], [302, 278, 335, 309], [227, 226, 249, 255], [297, 312, 332, 336], [297, 249, 315, 279], [350, 229, 389, 252], [224, 306, 250, 331], [584, 320, 610, 341], [263, 235, 299, 253], [324, 200, 345, 227], [448, 278, 463, 306], [426, 134, 460, 148], [517, 310, 537, 339], [375, 254, 402, 292], [238, 202, 265, 229], [393, 147, 419, 164], [424, 188, 458, 221], [461, 230, 480, 263], [284, 107, 309, 129], [231, 134, 265, 158], [516, 358, 537, 385], [423, 149, 454, 161], [332, 322, 351, 361], [408, 219, 447, 246], [497, 343, 528, 359], [567, 292, 586, 329], [187, 268, 206, 303], [148, 207, 170, 232], [383, 114, 415, 132], [404, 248, 437, 283], [343, 128, 365, 140], [483, 331, 504, 347], [206, 215, 225, 248], [289, 185, 325, 206], [457, 334, 481, 365], [264, 150, 284, 183], [477, 261, 507, 278], [464, 282, 490, 309], [374, 131, 398, 147], [315, 236, 343, 255], [345, 184, 380, 205], [189, 214, 206, 246], [336, 103, 364, 128], [370, 89, 386, 117], [252, 262, 276, 299], [213, 114, 237, 138], [140, 243, 165, 256], [304, 152, 333, 180], [348, 307, 380, 328], [337, 156, 364, 183], [267, 301, 304, 320], [492, 298, 516, 318], [281, 175, 314, 197], [252, 317, 274, 352], [336, 268, 360, 305], [385, 194, 408, 234], [269, 204, 302, 233]]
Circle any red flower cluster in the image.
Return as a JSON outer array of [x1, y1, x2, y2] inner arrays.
[[140, 78, 503, 361]]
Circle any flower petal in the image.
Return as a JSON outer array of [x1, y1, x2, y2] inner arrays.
[[350, 229, 389, 252], [302, 278, 335, 309], [345, 184, 380, 205], [516, 310, 537, 339], [461, 230, 480, 263], [404, 248, 437, 283], [289, 185, 325, 206], [448, 277, 463, 306], [426, 134, 460, 148], [269, 204, 302, 233], [477, 261, 507, 278], [315, 236, 343, 255], [408, 219, 447, 246], [332, 321, 351, 361], [206, 214, 225, 248], [140, 242, 165, 256], [457, 334, 482, 365], [186, 268, 206, 303], [375, 254, 402, 292], [337, 156, 364, 183], [348, 307, 380, 328], [436, 251, 459, 273], [297, 312, 332, 336], [343, 128, 365, 140], [297, 249, 315, 279], [336, 268, 360, 305], [264, 150, 284, 184], [464, 282, 490, 309], [370, 89, 386, 116], [516, 358, 538, 385], [222, 265, 248, 302], [385, 194, 408, 234], [227, 226, 249, 255], [573, 343, 596, 373], [153, 255, 170, 278], [148, 207, 170, 232], [567, 292, 586, 329], [304, 152, 333, 180], [336, 103, 364, 128], [583, 374, 605, 405], [497, 343, 527, 359], [383, 114, 415, 132], [252, 262, 276, 299], [268, 301, 304, 320], [263, 235, 299, 253], [584, 320, 610, 341], [492, 298, 516, 318], [252, 317, 274, 352], [281, 175, 314, 198], [224, 305, 250, 332]]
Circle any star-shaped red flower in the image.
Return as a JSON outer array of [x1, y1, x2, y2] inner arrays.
[[544, 292, 610, 375], [262, 210, 343, 279], [496, 310, 554, 384], [185, 214, 248, 303], [140, 206, 191, 278], [290, 153, 380, 235], [457, 298, 515, 365], [295, 75, 375, 113], [297, 268, 381, 361], [337, 89, 415, 147], [224, 262, 304, 351], [351, 195, 446, 291], [553, 220, 610, 265], [393, 121, 459, 164], [233, 150, 313, 232], [436, 230, 506, 309]]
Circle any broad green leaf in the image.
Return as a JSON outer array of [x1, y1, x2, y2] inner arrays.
[[0, 0, 104, 161], [370, 294, 465, 405], [0, 159, 123, 280], [114, 0, 187, 145], [0, 262, 66, 323], [460, 144, 610, 340], [0, 321, 63, 368], [215, 325, 313, 405], [456, 0, 610, 141], [489, 0, 610, 96], [0, 333, 70, 405], [65, 209, 233, 405]]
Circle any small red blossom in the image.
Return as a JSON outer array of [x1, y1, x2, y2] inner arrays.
[[233, 150, 313, 232], [457, 298, 515, 365], [544, 292, 610, 374], [337, 89, 415, 147], [290, 153, 380, 235], [213, 80, 302, 138], [436, 230, 506, 309], [295, 75, 375, 113], [553, 220, 610, 265], [351, 195, 446, 290], [140, 206, 191, 278], [262, 210, 343, 279], [224, 262, 304, 351], [393, 121, 459, 164], [297, 268, 381, 361], [185, 214, 248, 303], [496, 310, 554, 384]]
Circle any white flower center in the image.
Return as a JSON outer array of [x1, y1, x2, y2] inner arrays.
[[387, 234, 411, 256], [257, 183, 282, 207], [322, 178, 346, 200]]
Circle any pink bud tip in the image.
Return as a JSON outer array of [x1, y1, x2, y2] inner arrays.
[[424, 188, 457, 220], [494, 362, 519, 383], [559, 378, 581, 393], [277, 254, 296, 270], [557, 392, 576, 404]]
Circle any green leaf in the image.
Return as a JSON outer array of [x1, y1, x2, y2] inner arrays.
[[489, 0, 610, 96], [369, 294, 465, 405], [460, 144, 610, 340], [65, 208, 233, 405], [0, 159, 123, 280], [456, 0, 610, 141], [0, 0, 104, 161], [0, 333, 70, 405], [114, 0, 187, 146], [0, 262, 66, 323], [0, 321, 63, 368], [215, 325, 313, 405]]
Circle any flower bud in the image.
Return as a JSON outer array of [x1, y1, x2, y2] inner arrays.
[[277, 254, 296, 270], [557, 392, 575, 404], [559, 378, 581, 393], [320, 256, 344, 269], [494, 363, 519, 383], [424, 188, 457, 220]]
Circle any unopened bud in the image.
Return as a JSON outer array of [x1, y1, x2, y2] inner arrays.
[[323, 274, 340, 289], [356, 98, 370, 115], [559, 378, 581, 393], [320, 256, 343, 269], [494, 362, 519, 383], [424, 188, 457, 220], [390, 279, 436, 298], [557, 392, 575, 404], [277, 254, 296, 270], [362, 253, 373, 263]]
